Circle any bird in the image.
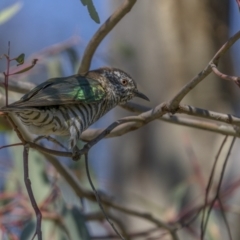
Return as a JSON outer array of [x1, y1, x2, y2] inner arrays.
[[1, 67, 149, 150]]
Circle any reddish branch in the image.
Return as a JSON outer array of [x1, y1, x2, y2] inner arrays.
[[211, 63, 240, 87]]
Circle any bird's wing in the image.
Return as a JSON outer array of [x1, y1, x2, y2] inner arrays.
[[8, 75, 106, 107]]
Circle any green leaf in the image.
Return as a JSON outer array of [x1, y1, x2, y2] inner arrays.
[[20, 220, 35, 240], [15, 53, 25, 65], [0, 2, 23, 25], [71, 207, 91, 240], [87, 0, 100, 24], [57, 177, 82, 208], [61, 207, 90, 240], [80, 0, 100, 24], [80, 0, 87, 6]]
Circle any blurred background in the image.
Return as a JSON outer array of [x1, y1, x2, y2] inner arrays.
[[1, 0, 240, 239]]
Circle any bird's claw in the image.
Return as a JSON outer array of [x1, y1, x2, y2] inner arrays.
[[72, 146, 81, 161]]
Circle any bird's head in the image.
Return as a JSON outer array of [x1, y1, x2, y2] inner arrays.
[[95, 67, 149, 104]]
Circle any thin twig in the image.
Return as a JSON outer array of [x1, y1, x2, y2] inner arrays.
[[202, 137, 236, 240], [211, 63, 240, 84], [84, 153, 125, 240], [0, 142, 23, 150], [78, 117, 145, 156], [218, 199, 232, 240], [5, 42, 10, 106], [168, 30, 240, 111], [216, 137, 236, 197], [23, 144, 42, 240], [200, 136, 228, 239], [178, 104, 240, 126]]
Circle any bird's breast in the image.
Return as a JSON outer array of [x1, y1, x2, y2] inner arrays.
[[15, 101, 112, 136]]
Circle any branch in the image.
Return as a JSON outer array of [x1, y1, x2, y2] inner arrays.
[[78, 0, 137, 74], [23, 144, 42, 240], [168, 31, 240, 111], [80, 102, 240, 142], [20, 101, 240, 159], [201, 137, 235, 240], [178, 104, 240, 125], [121, 102, 240, 138], [2, 112, 179, 239], [201, 136, 228, 239], [211, 63, 240, 86], [40, 152, 178, 238], [85, 153, 125, 240]]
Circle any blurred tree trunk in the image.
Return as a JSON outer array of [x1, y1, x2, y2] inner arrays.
[[107, 0, 236, 238]]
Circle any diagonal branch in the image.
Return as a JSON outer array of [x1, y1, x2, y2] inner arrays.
[[80, 102, 240, 143], [78, 0, 137, 74], [168, 31, 240, 111], [201, 137, 236, 240], [201, 136, 228, 239]]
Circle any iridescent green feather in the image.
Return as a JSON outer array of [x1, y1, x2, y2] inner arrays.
[[71, 79, 105, 102], [8, 75, 106, 108]]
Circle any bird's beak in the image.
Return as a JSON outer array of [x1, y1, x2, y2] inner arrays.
[[134, 91, 150, 101]]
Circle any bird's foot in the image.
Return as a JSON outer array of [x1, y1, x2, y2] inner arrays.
[[72, 146, 81, 161]]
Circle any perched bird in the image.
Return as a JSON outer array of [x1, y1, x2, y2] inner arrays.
[[1, 67, 149, 149]]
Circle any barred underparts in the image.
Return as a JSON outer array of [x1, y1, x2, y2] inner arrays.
[[16, 102, 108, 148]]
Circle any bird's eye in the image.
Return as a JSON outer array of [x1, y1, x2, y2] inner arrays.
[[121, 79, 128, 86]]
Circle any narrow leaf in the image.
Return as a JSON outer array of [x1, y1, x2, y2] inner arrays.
[[15, 53, 25, 65], [20, 220, 35, 240], [0, 2, 23, 25], [71, 207, 91, 240], [86, 0, 100, 24], [80, 0, 87, 6]]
